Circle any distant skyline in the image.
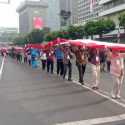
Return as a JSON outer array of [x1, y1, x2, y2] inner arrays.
[[0, 0, 40, 28]]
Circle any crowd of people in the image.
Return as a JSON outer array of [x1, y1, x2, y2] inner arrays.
[[1, 43, 125, 99]]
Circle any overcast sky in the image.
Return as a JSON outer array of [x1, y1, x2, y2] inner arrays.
[[0, 0, 40, 28]]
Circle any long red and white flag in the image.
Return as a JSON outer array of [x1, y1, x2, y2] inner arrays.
[[90, 0, 96, 12]]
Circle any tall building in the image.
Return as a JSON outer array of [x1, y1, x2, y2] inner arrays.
[[47, 0, 61, 31], [59, 0, 71, 27], [17, 0, 48, 33], [70, 0, 78, 25], [77, 0, 101, 25], [59, 0, 78, 26], [99, 0, 125, 27]]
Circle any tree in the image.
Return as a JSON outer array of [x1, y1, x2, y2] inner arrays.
[[13, 35, 27, 45], [119, 12, 125, 32], [55, 30, 70, 39], [44, 30, 70, 41], [27, 29, 44, 43], [84, 19, 115, 39], [84, 21, 96, 39], [44, 31, 58, 42], [67, 25, 84, 39], [104, 19, 115, 33], [95, 19, 115, 38]]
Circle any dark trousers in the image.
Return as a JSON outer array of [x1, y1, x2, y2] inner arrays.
[[28, 60, 31, 65], [63, 61, 72, 80], [77, 64, 86, 83], [41, 60, 46, 70], [24, 57, 27, 64], [57, 59, 64, 76], [107, 61, 111, 72], [47, 59, 54, 74]]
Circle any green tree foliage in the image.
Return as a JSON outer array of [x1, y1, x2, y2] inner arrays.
[[44, 31, 58, 41], [119, 12, 125, 31], [84, 19, 115, 39], [27, 29, 44, 43], [84, 21, 96, 39], [13, 35, 27, 45], [95, 19, 115, 37], [67, 25, 84, 39], [44, 30, 70, 41], [13, 19, 115, 45]]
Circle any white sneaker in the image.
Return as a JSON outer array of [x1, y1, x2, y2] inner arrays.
[[116, 95, 121, 99], [111, 94, 116, 99]]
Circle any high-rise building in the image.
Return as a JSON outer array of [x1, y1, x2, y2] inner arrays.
[[99, 0, 125, 27], [59, 0, 78, 26], [70, 0, 78, 25], [47, 0, 61, 31], [77, 0, 101, 25], [17, 0, 48, 33], [59, 0, 71, 27]]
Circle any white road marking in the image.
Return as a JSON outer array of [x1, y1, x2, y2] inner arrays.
[[53, 72, 125, 108], [56, 114, 125, 125], [0, 56, 5, 80], [73, 80, 125, 108]]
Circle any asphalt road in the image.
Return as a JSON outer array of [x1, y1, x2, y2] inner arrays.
[[0, 57, 125, 125], [70, 60, 125, 101], [0, 56, 2, 65]]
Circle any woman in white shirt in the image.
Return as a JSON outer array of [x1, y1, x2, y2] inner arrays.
[[110, 51, 124, 99], [40, 52, 47, 70]]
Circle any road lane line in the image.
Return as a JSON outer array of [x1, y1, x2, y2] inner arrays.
[[0, 56, 5, 80], [53, 72, 125, 108], [73, 80, 125, 108], [56, 114, 125, 125]]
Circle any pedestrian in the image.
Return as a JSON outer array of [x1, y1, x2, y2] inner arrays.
[[89, 49, 101, 90], [55, 45, 64, 76], [46, 48, 55, 74], [27, 54, 31, 66], [21, 51, 24, 64], [110, 51, 124, 99], [24, 53, 27, 64], [40, 51, 47, 70], [63, 45, 73, 81], [72, 45, 87, 85], [106, 48, 112, 72], [99, 49, 106, 72]]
